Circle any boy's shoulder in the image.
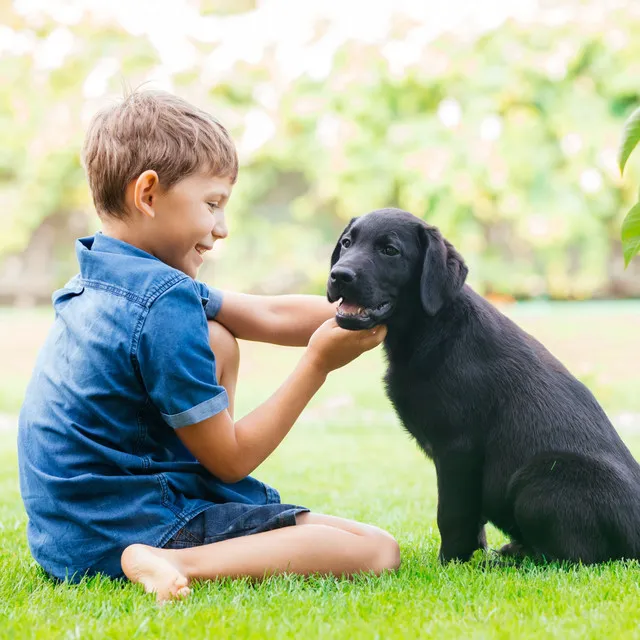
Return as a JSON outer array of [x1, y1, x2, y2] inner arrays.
[[57, 268, 209, 314], [54, 233, 222, 336], [51, 263, 220, 387], [71, 233, 221, 311], [74, 233, 191, 308]]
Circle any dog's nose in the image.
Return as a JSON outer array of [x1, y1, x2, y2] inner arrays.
[[330, 266, 356, 284]]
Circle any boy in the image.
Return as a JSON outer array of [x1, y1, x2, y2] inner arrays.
[[17, 90, 399, 603]]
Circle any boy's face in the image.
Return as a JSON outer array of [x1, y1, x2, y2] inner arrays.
[[140, 171, 234, 279]]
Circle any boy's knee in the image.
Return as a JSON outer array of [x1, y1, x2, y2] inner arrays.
[[208, 320, 239, 374], [370, 532, 401, 574]]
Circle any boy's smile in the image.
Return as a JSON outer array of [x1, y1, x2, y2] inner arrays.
[[106, 170, 234, 279]]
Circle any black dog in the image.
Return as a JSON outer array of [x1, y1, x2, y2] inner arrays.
[[327, 208, 640, 564]]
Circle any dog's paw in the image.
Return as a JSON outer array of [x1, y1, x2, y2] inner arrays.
[[499, 541, 528, 558]]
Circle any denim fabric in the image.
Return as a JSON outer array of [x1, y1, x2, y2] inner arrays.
[[18, 233, 282, 582], [163, 503, 309, 549]]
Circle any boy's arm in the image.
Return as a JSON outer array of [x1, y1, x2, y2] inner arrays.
[[214, 291, 338, 346], [175, 319, 385, 484]]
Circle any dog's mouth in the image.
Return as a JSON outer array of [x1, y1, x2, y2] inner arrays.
[[335, 298, 392, 329], [337, 299, 391, 319]]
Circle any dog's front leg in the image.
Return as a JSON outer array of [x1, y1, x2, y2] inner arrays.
[[435, 451, 486, 562]]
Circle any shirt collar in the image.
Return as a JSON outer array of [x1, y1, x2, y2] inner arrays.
[[74, 232, 210, 307], [77, 231, 162, 262]]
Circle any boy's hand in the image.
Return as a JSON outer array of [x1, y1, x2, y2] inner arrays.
[[305, 319, 387, 374]]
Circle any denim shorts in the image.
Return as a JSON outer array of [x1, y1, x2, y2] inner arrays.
[[163, 502, 310, 549]]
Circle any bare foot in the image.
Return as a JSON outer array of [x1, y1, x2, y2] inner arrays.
[[121, 544, 191, 604]]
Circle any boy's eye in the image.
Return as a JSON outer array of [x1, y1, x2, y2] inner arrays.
[[207, 202, 219, 210]]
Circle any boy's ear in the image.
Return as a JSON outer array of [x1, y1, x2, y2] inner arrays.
[[419, 225, 468, 315], [133, 170, 160, 219], [330, 218, 357, 268]]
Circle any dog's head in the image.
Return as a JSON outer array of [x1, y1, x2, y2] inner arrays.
[[327, 208, 468, 330]]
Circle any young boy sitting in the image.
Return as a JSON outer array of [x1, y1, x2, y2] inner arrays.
[[17, 90, 399, 602]]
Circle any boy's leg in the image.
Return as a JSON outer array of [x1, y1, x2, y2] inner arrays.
[[121, 513, 400, 602], [126, 322, 400, 601], [208, 320, 239, 419]]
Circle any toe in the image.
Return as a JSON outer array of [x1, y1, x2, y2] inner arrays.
[[171, 575, 191, 599], [175, 586, 191, 599]]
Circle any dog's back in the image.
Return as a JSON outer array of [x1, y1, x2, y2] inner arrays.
[[385, 285, 640, 563]]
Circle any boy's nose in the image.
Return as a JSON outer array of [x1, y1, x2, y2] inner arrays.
[[212, 212, 228, 239], [213, 224, 228, 240]]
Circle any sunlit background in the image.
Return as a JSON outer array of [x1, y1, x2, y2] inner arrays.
[[3, 4, 640, 632], [0, 0, 639, 420]]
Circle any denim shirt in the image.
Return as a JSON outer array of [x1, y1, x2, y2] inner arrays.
[[18, 233, 280, 582]]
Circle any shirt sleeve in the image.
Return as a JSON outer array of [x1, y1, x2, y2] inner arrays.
[[197, 282, 224, 320], [137, 279, 228, 428]]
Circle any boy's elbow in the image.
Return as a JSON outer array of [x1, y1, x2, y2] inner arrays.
[[211, 461, 248, 484], [177, 416, 250, 484], [216, 470, 246, 484]]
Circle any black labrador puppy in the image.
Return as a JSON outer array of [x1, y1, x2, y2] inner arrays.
[[327, 207, 640, 564]]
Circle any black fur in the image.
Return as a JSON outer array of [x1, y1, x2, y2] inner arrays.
[[327, 208, 640, 564]]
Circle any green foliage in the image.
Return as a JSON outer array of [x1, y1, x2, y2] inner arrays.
[[618, 106, 640, 174], [618, 106, 640, 266], [621, 203, 640, 267], [2, 1, 640, 296]]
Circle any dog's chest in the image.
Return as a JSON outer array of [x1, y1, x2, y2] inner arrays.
[[384, 364, 439, 458]]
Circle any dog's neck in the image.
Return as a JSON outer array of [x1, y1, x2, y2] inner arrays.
[[383, 289, 468, 362]]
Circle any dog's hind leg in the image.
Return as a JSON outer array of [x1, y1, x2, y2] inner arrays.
[[508, 453, 640, 564]]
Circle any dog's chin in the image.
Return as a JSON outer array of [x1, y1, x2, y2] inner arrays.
[[335, 300, 393, 331]]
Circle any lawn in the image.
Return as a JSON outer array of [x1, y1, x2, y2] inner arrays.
[[1, 302, 640, 639]]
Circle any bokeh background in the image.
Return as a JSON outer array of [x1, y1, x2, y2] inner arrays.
[[0, 0, 639, 418], [2, 0, 640, 303], [2, 4, 640, 635]]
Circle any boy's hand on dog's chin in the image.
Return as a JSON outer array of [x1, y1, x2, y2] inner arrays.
[[305, 319, 387, 374]]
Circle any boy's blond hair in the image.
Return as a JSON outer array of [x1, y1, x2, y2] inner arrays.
[[81, 89, 238, 219]]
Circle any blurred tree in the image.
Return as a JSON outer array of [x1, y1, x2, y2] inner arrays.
[[1, 0, 639, 303]]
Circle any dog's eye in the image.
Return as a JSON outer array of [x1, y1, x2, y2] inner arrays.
[[382, 246, 399, 256], [341, 238, 352, 248]]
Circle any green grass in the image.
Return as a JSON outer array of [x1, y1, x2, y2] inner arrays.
[[2, 302, 640, 638]]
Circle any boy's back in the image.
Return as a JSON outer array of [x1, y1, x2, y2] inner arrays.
[[18, 232, 277, 581]]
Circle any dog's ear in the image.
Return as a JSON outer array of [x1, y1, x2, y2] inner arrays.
[[330, 217, 357, 268], [419, 225, 468, 315]]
